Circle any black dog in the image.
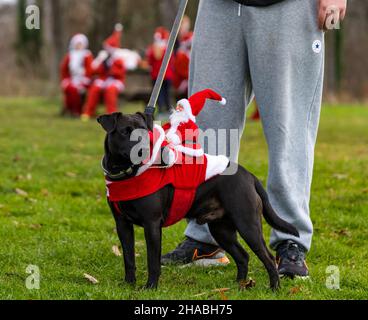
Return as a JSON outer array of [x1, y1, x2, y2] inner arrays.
[[98, 112, 299, 290]]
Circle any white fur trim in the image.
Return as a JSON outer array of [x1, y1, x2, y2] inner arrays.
[[205, 155, 230, 180], [220, 98, 227, 106], [177, 99, 196, 123], [166, 132, 181, 146], [174, 145, 204, 157], [137, 125, 166, 176]]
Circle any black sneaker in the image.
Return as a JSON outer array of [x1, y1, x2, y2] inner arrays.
[[161, 237, 230, 267], [276, 240, 309, 278]]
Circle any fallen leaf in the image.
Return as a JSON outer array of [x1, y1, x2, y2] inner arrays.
[[66, 172, 77, 178], [219, 291, 228, 300], [239, 279, 256, 290], [112, 245, 122, 257], [212, 288, 231, 293], [332, 173, 348, 180], [30, 224, 42, 230], [15, 188, 28, 197], [337, 229, 352, 237], [290, 286, 301, 295], [84, 273, 99, 285]]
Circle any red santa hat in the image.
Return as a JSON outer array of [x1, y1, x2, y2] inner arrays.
[[104, 23, 124, 50], [154, 27, 170, 43], [181, 32, 193, 44], [179, 32, 193, 51], [177, 89, 227, 122]]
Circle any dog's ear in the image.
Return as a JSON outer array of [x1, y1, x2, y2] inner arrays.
[[136, 112, 154, 131], [97, 113, 122, 133], [135, 112, 147, 122]]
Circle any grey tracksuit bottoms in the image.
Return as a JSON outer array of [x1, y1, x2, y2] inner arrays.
[[185, 0, 324, 252]]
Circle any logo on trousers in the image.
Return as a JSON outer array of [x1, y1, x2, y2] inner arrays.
[[312, 40, 322, 54]]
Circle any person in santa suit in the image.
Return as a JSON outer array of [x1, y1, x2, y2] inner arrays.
[[60, 34, 93, 117], [81, 24, 126, 121], [173, 32, 193, 101], [146, 27, 175, 117]]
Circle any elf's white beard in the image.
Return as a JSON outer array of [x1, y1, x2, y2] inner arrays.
[[169, 109, 190, 127]]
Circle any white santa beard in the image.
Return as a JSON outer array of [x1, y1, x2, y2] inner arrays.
[[69, 50, 87, 77], [169, 110, 190, 127]]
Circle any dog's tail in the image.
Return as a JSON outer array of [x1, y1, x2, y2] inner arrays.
[[254, 178, 299, 238]]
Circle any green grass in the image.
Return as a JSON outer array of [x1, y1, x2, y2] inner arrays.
[[0, 98, 367, 300]]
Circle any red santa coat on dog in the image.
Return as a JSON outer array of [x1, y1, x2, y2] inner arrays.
[[106, 124, 229, 227], [82, 24, 126, 117], [61, 34, 93, 115], [106, 90, 230, 227]]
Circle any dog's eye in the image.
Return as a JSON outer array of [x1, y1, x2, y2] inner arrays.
[[120, 127, 133, 135]]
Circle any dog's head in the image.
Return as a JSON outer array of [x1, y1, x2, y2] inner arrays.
[[97, 112, 151, 178]]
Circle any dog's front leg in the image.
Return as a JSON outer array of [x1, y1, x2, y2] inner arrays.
[[114, 215, 136, 285], [143, 221, 162, 289]]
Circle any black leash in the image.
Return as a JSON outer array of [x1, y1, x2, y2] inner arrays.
[[145, 0, 189, 117]]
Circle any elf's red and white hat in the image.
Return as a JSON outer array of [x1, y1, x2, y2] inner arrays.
[[104, 23, 124, 50], [178, 89, 227, 122]]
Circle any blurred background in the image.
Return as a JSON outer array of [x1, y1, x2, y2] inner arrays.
[[0, 0, 367, 102]]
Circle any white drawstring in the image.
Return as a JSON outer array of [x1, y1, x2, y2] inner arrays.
[[238, 3, 241, 17]]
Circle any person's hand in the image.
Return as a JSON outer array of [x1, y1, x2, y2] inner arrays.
[[318, 0, 347, 31]]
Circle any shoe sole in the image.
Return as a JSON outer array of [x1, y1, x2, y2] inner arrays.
[[279, 273, 310, 280]]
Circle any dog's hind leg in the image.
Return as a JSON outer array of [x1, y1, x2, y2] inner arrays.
[[236, 223, 280, 291], [208, 219, 250, 287], [113, 214, 137, 285]]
